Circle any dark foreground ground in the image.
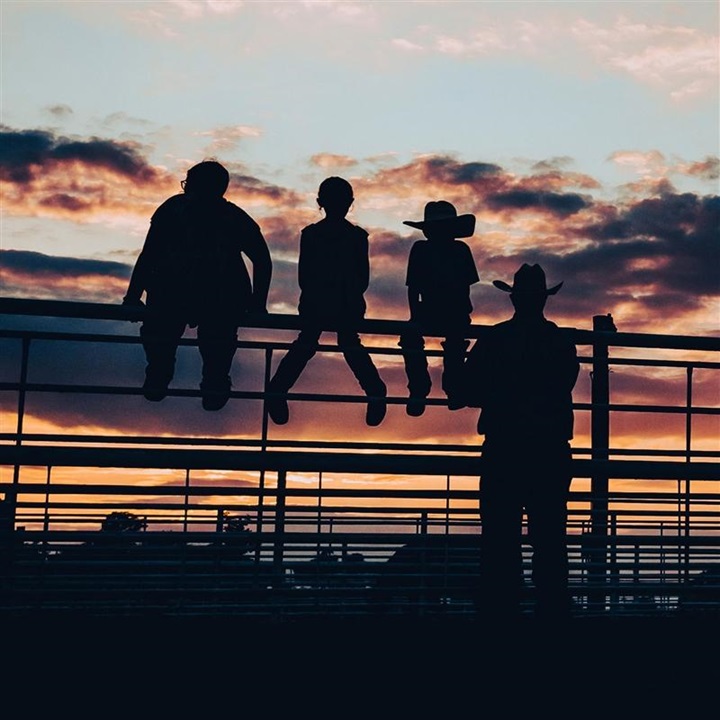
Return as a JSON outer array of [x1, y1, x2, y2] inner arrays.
[[4, 613, 717, 712]]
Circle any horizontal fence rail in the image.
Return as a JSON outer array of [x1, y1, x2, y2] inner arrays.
[[1, 297, 718, 620]]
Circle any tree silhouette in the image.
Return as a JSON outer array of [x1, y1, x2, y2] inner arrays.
[[221, 512, 254, 556], [100, 511, 147, 534]]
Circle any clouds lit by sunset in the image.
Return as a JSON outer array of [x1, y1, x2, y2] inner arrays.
[[1, 1, 718, 450]]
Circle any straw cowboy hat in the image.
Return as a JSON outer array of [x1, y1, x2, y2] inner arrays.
[[493, 263, 564, 295], [403, 201, 476, 238]]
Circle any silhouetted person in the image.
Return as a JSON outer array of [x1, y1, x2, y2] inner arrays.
[[463, 263, 579, 621], [400, 201, 478, 416], [266, 176, 387, 427], [123, 160, 272, 411]]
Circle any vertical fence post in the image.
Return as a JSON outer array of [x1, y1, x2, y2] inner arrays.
[[590, 313, 616, 611], [183, 468, 191, 533], [683, 365, 694, 581], [256, 347, 273, 570], [10, 337, 31, 524], [273, 469, 287, 581]]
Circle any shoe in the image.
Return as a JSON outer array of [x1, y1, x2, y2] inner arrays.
[[201, 377, 231, 412], [366, 397, 387, 427], [267, 396, 289, 425], [406, 397, 426, 417], [142, 372, 170, 402]]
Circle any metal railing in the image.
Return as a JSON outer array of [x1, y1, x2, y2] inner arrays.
[[0, 297, 718, 619]]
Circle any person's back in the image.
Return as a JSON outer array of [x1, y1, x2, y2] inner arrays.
[[470, 314, 577, 443], [406, 237, 477, 327], [297, 215, 369, 324], [143, 192, 257, 317], [123, 159, 272, 411], [463, 263, 579, 621], [399, 201, 478, 415], [266, 176, 386, 427]]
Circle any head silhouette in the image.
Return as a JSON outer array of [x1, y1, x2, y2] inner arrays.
[[317, 176, 354, 219], [183, 160, 230, 199], [493, 263, 563, 317]]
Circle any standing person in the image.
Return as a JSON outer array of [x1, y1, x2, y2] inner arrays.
[[400, 201, 478, 416], [463, 263, 579, 621], [123, 160, 272, 411], [265, 176, 387, 427]]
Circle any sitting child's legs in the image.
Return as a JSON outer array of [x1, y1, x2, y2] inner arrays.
[[398, 330, 431, 416], [139, 312, 186, 401], [441, 336, 470, 409], [266, 328, 321, 424], [197, 318, 239, 411], [338, 330, 387, 427]]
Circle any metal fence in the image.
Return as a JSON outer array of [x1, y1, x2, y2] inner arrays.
[[0, 298, 718, 619]]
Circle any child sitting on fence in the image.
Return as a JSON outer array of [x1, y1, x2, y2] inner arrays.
[[399, 201, 478, 416], [265, 176, 387, 427]]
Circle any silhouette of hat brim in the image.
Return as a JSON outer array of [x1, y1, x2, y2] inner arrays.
[[493, 263, 563, 295], [493, 279, 564, 295], [403, 214, 476, 238]]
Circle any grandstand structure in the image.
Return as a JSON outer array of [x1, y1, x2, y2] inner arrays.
[[0, 297, 718, 619]]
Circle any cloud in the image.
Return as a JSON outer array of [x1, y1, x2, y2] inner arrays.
[[310, 153, 358, 169], [3, 141, 718, 338], [572, 17, 718, 101], [677, 156, 720, 182], [0, 249, 132, 302], [0, 126, 159, 185], [609, 150, 667, 177], [0, 126, 302, 225], [391, 38, 423, 53], [168, 0, 244, 19], [44, 104, 74, 119], [196, 125, 262, 154], [228, 171, 304, 208], [486, 189, 590, 216]]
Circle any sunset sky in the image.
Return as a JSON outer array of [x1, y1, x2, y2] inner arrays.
[[1, 1, 718, 465]]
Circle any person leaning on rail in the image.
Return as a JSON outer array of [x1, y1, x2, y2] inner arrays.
[[122, 160, 272, 411], [462, 263, 580, 622]]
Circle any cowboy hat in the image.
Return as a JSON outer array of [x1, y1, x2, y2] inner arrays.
[[493, 263, 563, 295], [403, 201, 476, 238]]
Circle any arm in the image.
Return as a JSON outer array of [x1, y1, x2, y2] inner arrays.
[[405, 243, 421, 322], [461, 339, 488, 408], [357, 227, 370, 294], [123, 223, 160, 306], [123, 255, 147, 306], [407, 286, 422, 322], [244, 220, 273, 314], [123, 200, 173, 306]]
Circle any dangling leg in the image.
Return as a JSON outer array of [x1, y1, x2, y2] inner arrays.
[[139, 309, 186, 401], [441, 336, 470, 410], [398, 330, 431, 416], [197, 316, 238, 411], [339, 330, 387, 427], [265, 328, 321, 424]]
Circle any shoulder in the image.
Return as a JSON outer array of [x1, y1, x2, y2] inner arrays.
[[408, 240, 427, 256], [223, 200, 260, 228], [341, 219, 368, 242], [452, 240, 475, 258], [151, 194, 186, 222], [300, 222, 321, 240]]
